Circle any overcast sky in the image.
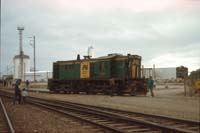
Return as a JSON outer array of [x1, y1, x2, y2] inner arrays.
[[1, 0, 200, 74]]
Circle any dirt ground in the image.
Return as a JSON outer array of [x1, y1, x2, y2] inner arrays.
[[28, 85, 200, 122], [1, 84, 199, 122], [2, 98, 106, 133]]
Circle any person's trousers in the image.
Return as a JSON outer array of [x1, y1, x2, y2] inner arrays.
[[22, 97, 26, 104], [13, 94, 21, 104], [149, 88, 154, 97]]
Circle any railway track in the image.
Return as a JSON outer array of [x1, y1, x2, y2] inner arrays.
[[29, 97, 200, 133], [0, 97, 15, 133], [0, 90, 199, 133], [54, 100, 200, 133]]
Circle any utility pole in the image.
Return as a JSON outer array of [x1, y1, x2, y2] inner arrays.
[[153, 64, 156, 80], [0, 0, 1, 79], [141, 65, 144, 78], [17, 27, 24, 80], [29, 36, 36, 82], [33, 36, 36, 82], [7, 65, 8, 75], [184, 71, 187, 96]]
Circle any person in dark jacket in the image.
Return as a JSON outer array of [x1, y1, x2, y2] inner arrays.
[[148, 76, 155, 97], [13, 80, 21, 104]]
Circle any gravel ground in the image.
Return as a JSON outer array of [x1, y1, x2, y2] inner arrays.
[[28, 86, 200, 121], [2, 98, 107, 133], [1, 85, 199, 122]]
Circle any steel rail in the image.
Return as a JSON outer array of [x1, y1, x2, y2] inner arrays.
[[0, 97, 15, 133], [28, 96, 199, 133], [28, 100, 126, 133], [55, 100, 200, 129], [58, 100, 200, 124], [0, 91, 124, 133], [0, 93, 159, 132], [0, 90, 199, 133], [29, 97, 195, 133]]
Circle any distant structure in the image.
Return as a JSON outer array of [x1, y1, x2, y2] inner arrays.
[[142, 66, 188, 81], [14, 27, 30, 80], [142, 68, 154, 79], [189, 68, 200, 79], [176, 66, 188, 79], [155, 67, 176, 80], [88, 46, 94, 58], [141, 64, 156, 79], [25, 71, 52, 82], [13, 55, 30, 80]]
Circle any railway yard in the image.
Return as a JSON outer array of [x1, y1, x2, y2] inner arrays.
[[1, 54, 199, 133], [1, 0, 200, 132], [0, 84, 199, 133]]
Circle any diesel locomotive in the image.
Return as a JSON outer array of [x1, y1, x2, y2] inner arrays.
[[48, 53, 148, 95]]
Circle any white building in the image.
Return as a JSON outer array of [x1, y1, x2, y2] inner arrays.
[[25, 71, 52, 82], [142, 67, 177, 80], [13, 54, 30, 80], [155, 67, 176, 80], [88, 46, 94, 58], [13, 54, 52, 82]]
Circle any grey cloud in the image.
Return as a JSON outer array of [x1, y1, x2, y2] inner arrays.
[[1, 0, 200, 74]]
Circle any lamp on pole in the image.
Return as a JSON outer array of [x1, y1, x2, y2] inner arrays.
[[29, 36, 36, 82]]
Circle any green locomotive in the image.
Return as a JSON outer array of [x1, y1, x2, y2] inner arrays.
[[48, 53, 148, 95]]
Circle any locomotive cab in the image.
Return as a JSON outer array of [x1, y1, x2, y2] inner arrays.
[[130, 55, 141, 79]]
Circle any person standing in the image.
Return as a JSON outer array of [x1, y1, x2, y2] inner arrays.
[[13, 81, 21, 104], [148, 76, 155, 97], [21, 88, 28, 104]]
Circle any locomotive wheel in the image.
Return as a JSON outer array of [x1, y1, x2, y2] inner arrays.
[[117, 91, 123, 96], [130, 88, 138, 96], [73, 91, 79, 94]]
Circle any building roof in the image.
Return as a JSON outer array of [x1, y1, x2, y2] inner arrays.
[[14, 54, 30, 59]]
